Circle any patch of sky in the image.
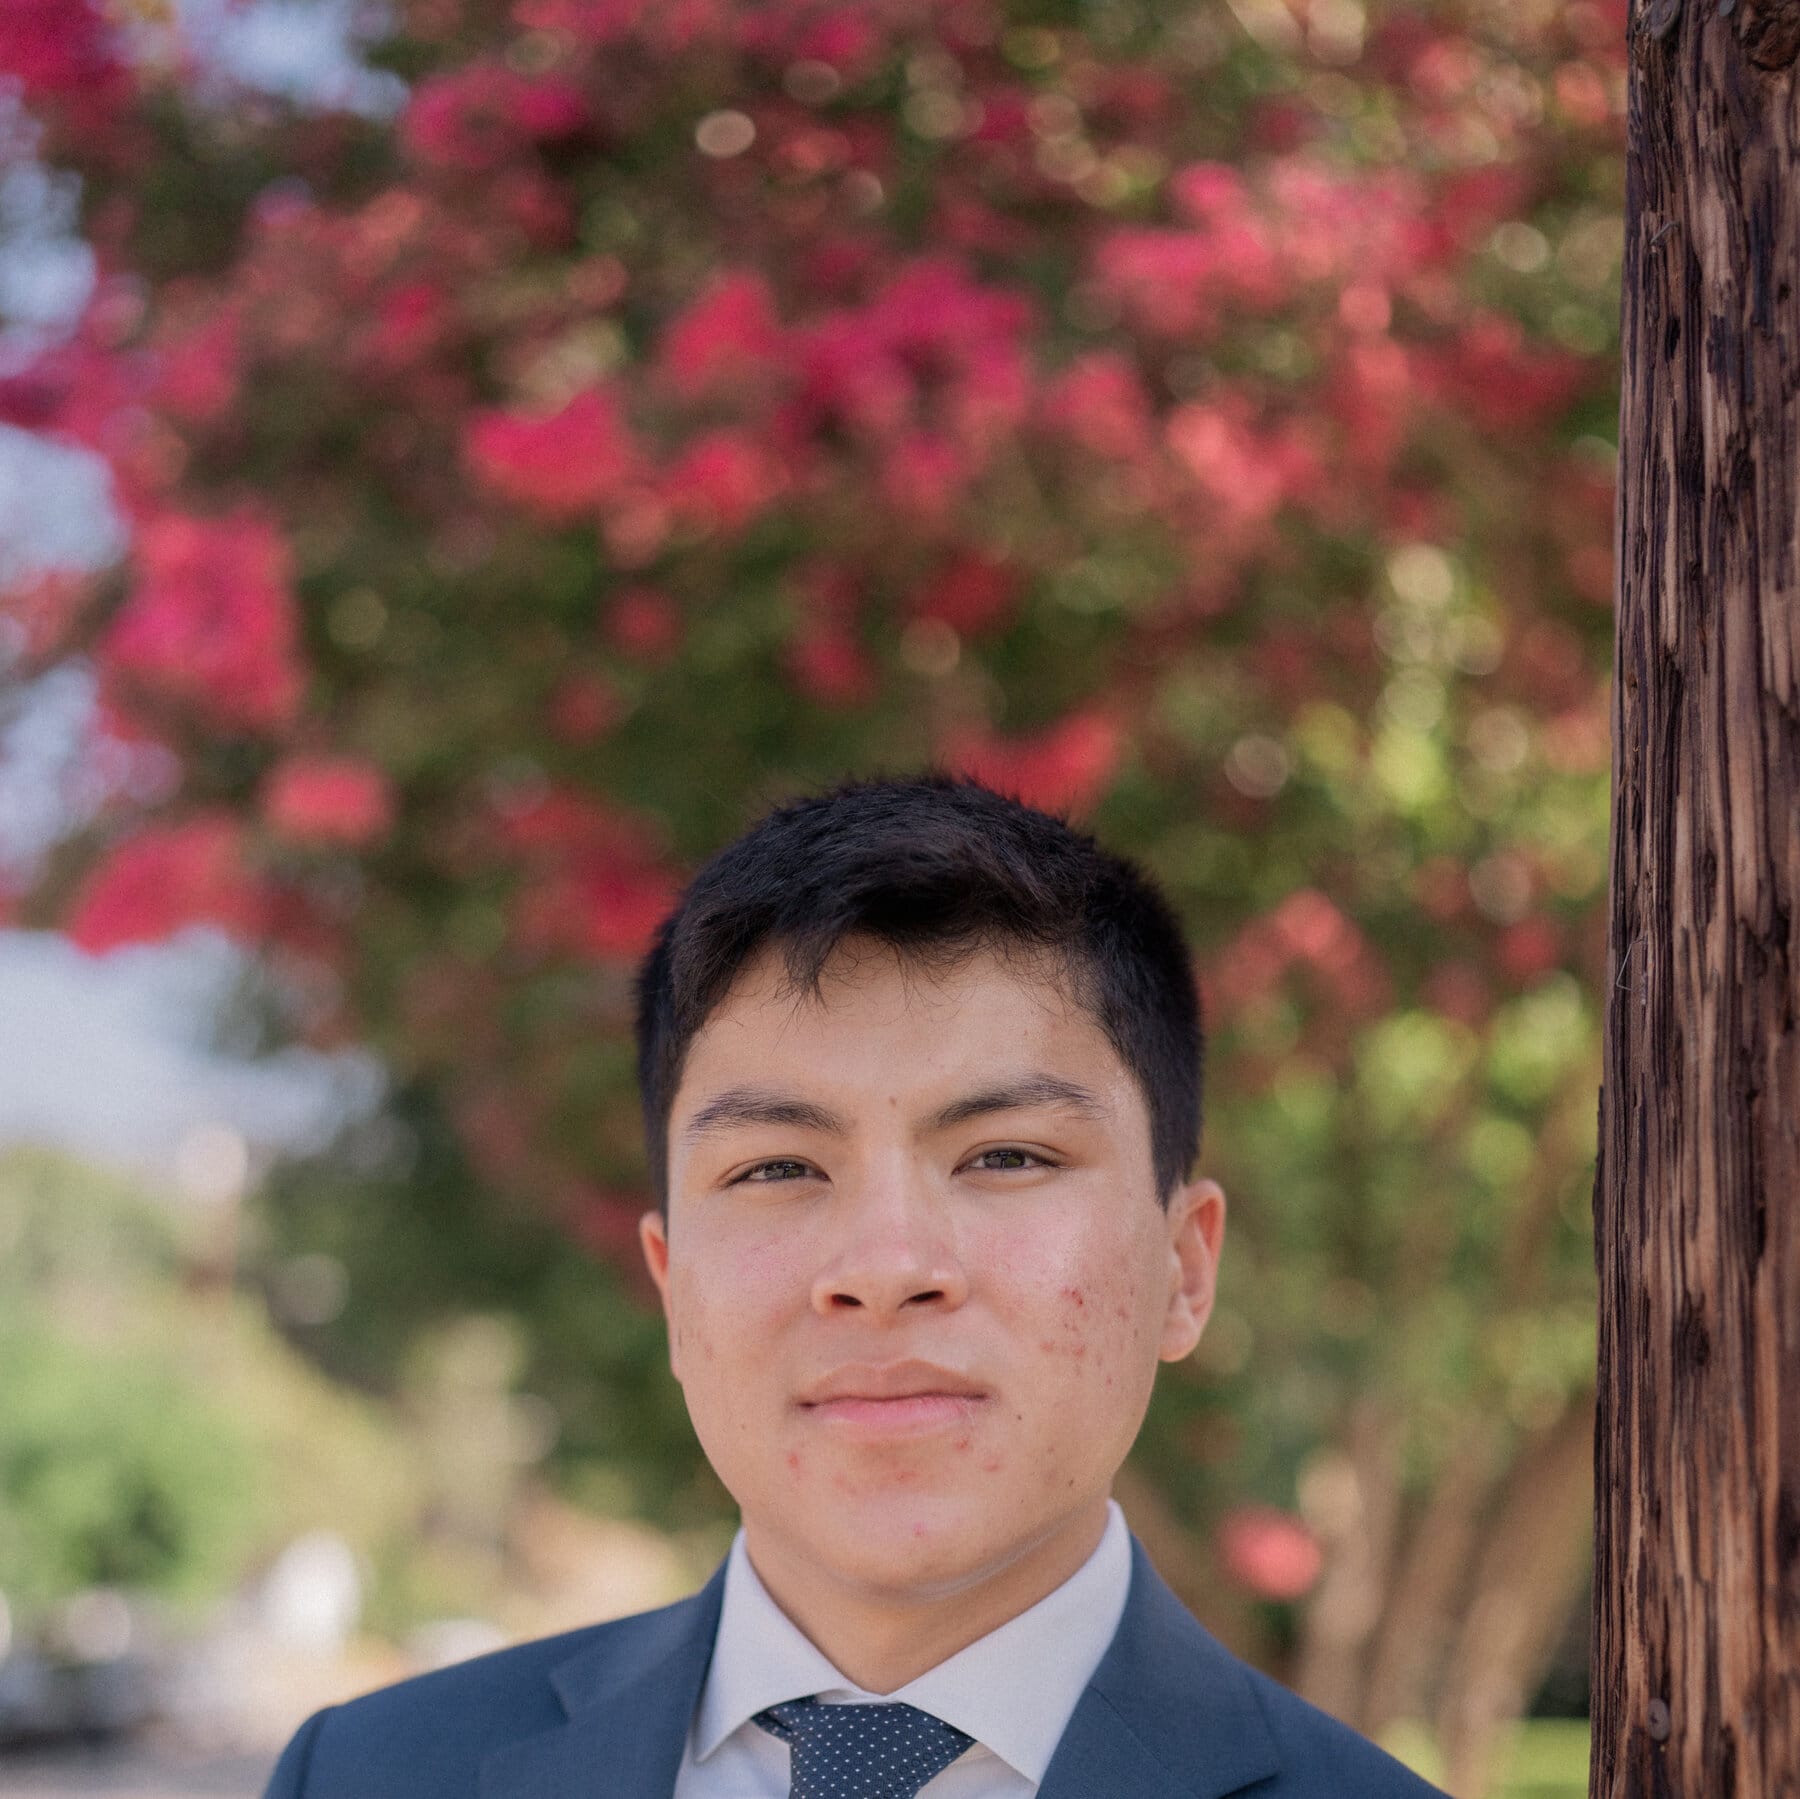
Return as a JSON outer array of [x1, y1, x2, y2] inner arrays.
[[142, 0, 408, 119], [0, 0, 405, 1173], [0, 929, 384, 1178], [0, 424, 127, 589]]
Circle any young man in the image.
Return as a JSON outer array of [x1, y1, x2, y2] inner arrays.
[[265, 776, 1444, 1798]]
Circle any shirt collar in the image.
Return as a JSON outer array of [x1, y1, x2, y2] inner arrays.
[[692, 1501, 1132, 1786]]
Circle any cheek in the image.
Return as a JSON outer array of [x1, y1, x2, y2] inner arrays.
[[998, 1220, 1162, 1395], [668, 1231, 806, 1382]]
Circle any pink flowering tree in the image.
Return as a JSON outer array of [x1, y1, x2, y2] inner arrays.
[[3, 1, 1622, 1780]]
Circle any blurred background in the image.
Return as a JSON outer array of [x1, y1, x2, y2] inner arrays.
[[0, 1, 1620, 1793]]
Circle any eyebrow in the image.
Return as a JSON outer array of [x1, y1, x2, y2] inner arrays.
[[681, 1089, 845, 1143], [679, 1073, 1109, 1145], [930, 1074, 1109, 1129]]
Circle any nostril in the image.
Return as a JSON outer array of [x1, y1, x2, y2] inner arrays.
[[906, 1289, 945, 1306], [829, 1293, 863, 1308]]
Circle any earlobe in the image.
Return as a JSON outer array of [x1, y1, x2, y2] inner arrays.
[[1159, 1178, 1226, 1363]]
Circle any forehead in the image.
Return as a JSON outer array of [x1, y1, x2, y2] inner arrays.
[[675, 935, 1134, 1106]]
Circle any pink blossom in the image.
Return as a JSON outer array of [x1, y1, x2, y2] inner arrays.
[[506, 801, 679, 962], [1498, 917, 1563, 982], [68, 814, 268, 954], [0, 0, 130, 136], [463, 386, 638, 519], [153, 307, 241, 425], [783, 8, 885, 74], [662, 430, 787, 535], [548, 672, 621, 744], [2, 569, 95, 660], [657, 271, 784, 404], [512, 0, 728, 53], [946, 340, 1032, 454], [401, 62, 589, 173], [794, 316, 914, 440], [790, 258, 1034, 447], [1419, 314, 1586, 431], [948, 712, 1122, 817], [874, 258, 1034, 367], [101, 509, 306, 733], [1219, 1507, 1323, 1602], [263, 755, 394, 848], [1040, 352, 1155, 461], [606, 586, 682, 661], [911, 554, 1021, 638], [786, 627, 876, 709], [492, 168, 578, 248], [1092, 228, 1251, 338], [1209, 890, 1389, 1020], [494, 788, 638, 860], [1167, 161, 1248, 225], [1167, 400, 1312, 532], [1418, 167, 1532, 264], [566, 1182, 656, 1261], [514, 860, 680, 963], [877, 433, 965, 526], [356, 280, 453, 372], [1327, 340, 1415, 478]]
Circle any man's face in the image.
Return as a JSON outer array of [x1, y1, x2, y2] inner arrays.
[[640, 936, 1223, 1608]]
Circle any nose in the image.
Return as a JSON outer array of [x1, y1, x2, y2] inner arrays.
[[810, 1161, 969, 1319]]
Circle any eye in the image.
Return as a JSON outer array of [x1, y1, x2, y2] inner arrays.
[[965, 1146, 1051, 1173], [733, 1158, 818, 1184]]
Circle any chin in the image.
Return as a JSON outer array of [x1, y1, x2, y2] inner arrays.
[[804, 1494, 1025, 1601]]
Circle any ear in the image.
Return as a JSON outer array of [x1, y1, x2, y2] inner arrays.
[[1158, 1178, 1225, 1363], [638, 1209, 681, 1380]]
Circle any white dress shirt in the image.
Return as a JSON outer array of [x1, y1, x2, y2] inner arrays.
[[672, 1500, 1132, 1798]]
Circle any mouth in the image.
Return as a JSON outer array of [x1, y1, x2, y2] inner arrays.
[[797, 1363, 989, 1438]]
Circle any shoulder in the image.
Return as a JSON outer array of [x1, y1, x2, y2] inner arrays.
[[260, 1598, 695, 1799], [1100, 1539, 1446, 1799], [1233, 1660, 1448, 1798]]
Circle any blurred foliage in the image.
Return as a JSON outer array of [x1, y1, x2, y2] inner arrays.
[[0, 1152, 260, 1623], [0, 1149, 421, 1631], [0, 1316, 258, 1622], [257, 1089, 719, 1530], [2, 0, 1620, 1761]]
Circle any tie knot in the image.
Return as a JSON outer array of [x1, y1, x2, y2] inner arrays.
[[754, 1696, 974, 1798]]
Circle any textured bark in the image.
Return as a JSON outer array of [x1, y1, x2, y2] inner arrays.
[[1595, 2, 1800, 1794]]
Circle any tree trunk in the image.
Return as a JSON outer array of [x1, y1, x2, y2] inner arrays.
[[1361, 1415, 1507, 1732], [1436, 1392, 1595, 1799], [1292, 1399, 1404, 1723], [1596, 3, 1800, 1794]]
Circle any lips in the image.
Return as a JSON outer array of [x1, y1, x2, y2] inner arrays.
[[797, 1360, 988, 1437]]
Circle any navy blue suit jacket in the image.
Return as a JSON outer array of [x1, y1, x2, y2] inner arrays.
[[263, 1536, 1445, 1797]]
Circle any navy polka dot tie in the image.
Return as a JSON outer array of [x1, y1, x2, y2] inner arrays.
[[753, 1695, 974, 1798]]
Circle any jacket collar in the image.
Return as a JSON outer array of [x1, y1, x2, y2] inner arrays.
[[485, 1534, 1280, 1799], [1038, 1536, 1281, 1799], [479, 1560, 727, 1799]]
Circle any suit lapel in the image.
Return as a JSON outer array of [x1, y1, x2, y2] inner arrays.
[[478, 1536, 1279, 1799], [479, 1562, 726, 1799], [1038, 1538, 1282, 1799]]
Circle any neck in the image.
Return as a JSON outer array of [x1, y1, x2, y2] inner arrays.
[[741, 1500, 1111, 1695]]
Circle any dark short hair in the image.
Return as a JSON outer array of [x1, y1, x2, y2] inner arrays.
[[633, 774, 1202, 1206]]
